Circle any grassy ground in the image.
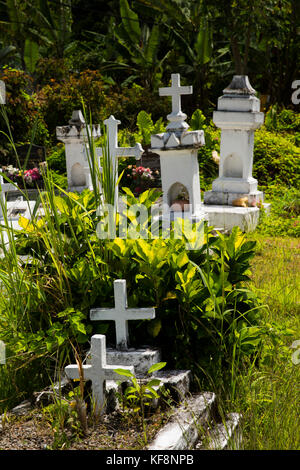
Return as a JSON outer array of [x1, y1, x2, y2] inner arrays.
[[232, 235, 300, 450]]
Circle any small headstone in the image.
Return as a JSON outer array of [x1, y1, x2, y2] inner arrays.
[[0, 80, 6, 104], [65, 334, 134, 414], [15, 144, 46, 167]]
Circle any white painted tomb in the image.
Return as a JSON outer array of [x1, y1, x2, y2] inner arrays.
[[203, 76, 271, 231], [56, 110, 101, 192], [150, 74, 205, 222], [96, 115, 143, 207], [204, 76, 264, 206], [65, 334, 134, 414]]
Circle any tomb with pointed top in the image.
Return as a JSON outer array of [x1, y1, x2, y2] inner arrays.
[[150, 73, 205, 224]]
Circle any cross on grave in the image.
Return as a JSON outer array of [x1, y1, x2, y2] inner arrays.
[[96, 116, 143, 205], [90, 279, 156, 350], [0, 81, 5, 104], [159, 73, 192, 132], [65, 334, 134, 414]]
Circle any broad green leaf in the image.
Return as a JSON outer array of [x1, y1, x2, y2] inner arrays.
[[114, 368, 134, 378], [24, 39, 40, 74], [148, 362, 167, 374], [137, 111, 153, 133], [120, 0, 141, 44]]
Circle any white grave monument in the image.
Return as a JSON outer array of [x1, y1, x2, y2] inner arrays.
[[96, 115, 143, 206], [56, 110, 101, 192], [90, 279, 161, 375], [203, 76, 268, 231], [151, 74, 205, 222], [65, 334, 134, 414], [204, 76, 264, 206]]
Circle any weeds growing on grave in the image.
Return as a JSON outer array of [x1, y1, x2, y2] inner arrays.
[[115, 362, 167, 445]]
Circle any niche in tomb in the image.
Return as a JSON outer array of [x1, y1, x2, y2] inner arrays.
[[168, 182, 190, 212]]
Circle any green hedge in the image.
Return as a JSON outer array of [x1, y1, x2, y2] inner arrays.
[[253, 128, 300, 189]]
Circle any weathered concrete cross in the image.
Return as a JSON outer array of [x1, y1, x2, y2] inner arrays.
[[159, 73, 192, 130], [65, 334, 134, 414], [0, 80, 5, 104], [90, 279, 155, 350], [96, 115, 143, 204]]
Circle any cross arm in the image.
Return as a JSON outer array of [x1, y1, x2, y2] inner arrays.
[[116, 143, 144, 160], [126, 307, 156, 320], [90, 308, 117, 321], [65, 364, 92, 381]]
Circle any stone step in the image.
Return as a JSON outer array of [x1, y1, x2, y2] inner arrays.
[[148, 392, 216, 450], [106, 347, 162, 377], [195, 412, 242, 450]]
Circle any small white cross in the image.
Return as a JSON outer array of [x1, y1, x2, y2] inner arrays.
[[96, 116, 143, 204], [90, 279, 156, 350], [65, 334, 134, 414], [0, 80, 5, 104], [159, 74, 192, 129]]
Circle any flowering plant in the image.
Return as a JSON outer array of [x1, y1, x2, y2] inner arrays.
[[1, 162, 46, 188], [125, 165, 156, 194]]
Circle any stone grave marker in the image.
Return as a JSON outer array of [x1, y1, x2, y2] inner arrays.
[[56, 110, 101, 192], [90, 279, 155, 350], [204, 75, 264, 207], [151, 73, 205, 222], [65, 334, 134, 414], [203, 75, 270, 231], [96, 116, 143, 207]]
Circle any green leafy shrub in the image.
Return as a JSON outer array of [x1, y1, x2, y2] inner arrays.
[[46, 144, 66, 173], [253, 128, 300, 188], [0, 67, 49, 160], [37, 70, 108, 137], [265, 106, 300, 134]]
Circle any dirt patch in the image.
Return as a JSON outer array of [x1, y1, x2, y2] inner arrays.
[[0, 408, 170, 450]]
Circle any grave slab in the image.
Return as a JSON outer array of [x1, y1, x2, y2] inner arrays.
[[106, 347, 161, 376], [204, 203, 271, 232]]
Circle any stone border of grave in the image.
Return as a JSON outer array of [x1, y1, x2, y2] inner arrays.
[[147, 392, 242, 451], [0, 379, 242, 451]]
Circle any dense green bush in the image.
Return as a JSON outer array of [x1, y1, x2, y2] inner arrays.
[[0, 68, 49, 162], [0, 183, 265, 411], [46, 144, 66, 174], [38, 72, 169, 139], [253, 128, 300, 188], [265, 106, 300, 133]]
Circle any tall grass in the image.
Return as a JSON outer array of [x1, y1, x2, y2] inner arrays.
[[231, 235, 300, 449]]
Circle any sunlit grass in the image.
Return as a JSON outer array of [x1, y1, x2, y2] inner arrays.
[[232, 235, 300, 450]]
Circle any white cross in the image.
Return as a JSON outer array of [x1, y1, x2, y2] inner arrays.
[[0, 80, 5, 104], [159, 74, 192, 129], [65, 334, 134, 414], [90, 279, 155, 350], [96, 116, 143, 204]]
